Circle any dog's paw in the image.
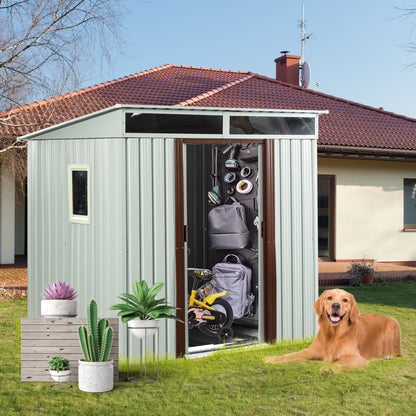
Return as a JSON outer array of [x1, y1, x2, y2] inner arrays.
[[320, 363, 343, 375]]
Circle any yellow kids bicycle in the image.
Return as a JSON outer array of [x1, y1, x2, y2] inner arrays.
[[188, 268, 233, 342]]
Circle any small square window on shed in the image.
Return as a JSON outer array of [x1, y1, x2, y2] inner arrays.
[[68, 165, 90, 224]]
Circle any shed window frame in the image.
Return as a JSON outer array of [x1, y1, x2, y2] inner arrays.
[[68, 165, 90, 224], [404, 178, 416, 231]]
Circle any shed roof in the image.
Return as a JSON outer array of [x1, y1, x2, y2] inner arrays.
[[1, 63, 416, 153]]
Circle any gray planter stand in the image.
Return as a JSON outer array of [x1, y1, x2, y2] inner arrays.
[[126, 324, 159, 384], [49, 372, 72, 390]]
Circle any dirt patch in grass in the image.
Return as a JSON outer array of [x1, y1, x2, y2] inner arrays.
[[0, 288, 25, 300]]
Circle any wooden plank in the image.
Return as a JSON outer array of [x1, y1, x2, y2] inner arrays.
[[21, 366, 119, 375], [22, 339, 81, 347], [21, 319, 118, 332], [22, 361, 79, 369], [21, 318, 118, 325], [21, 325, 82, 333], [21, 333, 118, 342], [21, 318, 119, 382], [22, 368, 79, 377], [21, 353, 118, 361], [22, 332, 82, 340], [22, 346, 94, 354]]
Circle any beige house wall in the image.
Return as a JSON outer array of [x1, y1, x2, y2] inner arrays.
[[318, 157, 416, 262], [0, 163, 15, 264]]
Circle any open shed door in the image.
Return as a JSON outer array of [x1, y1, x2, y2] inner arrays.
[[182, 141, 264, 355]]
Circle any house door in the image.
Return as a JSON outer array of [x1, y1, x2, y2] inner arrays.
[[179, 141, 264, 355]]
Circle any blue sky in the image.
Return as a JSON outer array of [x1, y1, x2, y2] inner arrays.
[[88, 0, 416, 118]]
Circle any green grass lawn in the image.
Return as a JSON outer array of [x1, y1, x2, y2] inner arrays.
[[1, 282, 416, 416]]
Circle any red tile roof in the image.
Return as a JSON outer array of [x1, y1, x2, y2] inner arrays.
[[1, 64, 416, 152]]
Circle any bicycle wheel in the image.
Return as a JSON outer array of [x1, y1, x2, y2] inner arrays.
[[199, 298, 233, 338]]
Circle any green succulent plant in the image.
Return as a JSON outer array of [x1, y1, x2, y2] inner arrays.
[[78, 299, 113, 362], [110, 281, 182, 323], [48, 355, 70, 372]]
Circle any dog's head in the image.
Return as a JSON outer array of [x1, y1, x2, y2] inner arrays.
[[313, 289, 360, 326]]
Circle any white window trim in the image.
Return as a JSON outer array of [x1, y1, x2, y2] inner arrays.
[[68, 164, 90, 224]]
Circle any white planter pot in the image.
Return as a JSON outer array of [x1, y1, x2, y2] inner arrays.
[[127, 319, 159, 339], [78, 360, 114, 393], [41, 299, 77, 318], [49, 369, 71, 382]]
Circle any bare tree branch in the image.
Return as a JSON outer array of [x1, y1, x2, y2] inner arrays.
[[0, 139, 26, 153], [0, 0, 123, 192], [396, 3, 416, 67]]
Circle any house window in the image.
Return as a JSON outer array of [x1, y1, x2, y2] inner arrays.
[[68, 165, 90, 224], [404, 178, 416, 230]]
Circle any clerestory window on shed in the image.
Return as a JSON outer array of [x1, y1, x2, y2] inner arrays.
[[68, 165, 90, 224]]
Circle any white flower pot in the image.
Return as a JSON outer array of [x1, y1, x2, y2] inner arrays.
[[127, 319, 159, 339], [78, 360, 114, 393], [41, 299, 77, 318], [49, 369, 71, 382]]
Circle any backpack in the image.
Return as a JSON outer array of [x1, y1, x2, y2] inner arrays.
[[212, 254, 253, 319], [208, 199, 249, 249]]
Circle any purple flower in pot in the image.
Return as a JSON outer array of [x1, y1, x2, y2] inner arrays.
[[41, 281, 78, 317]]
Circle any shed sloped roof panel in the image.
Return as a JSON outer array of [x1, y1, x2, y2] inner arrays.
[[1, 64, 416, 151]]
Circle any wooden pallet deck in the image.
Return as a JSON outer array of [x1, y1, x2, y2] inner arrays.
[[21, 318, 119, 382]]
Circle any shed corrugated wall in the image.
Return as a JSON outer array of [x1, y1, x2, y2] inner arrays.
[[27, 130, 318, 359], [28, 137, 178, 358], [27, 138, 127, 336], [125, 138, 177, 358], [274, 139, 318, 341]]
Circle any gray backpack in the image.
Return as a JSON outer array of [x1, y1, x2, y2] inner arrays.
[[208, 199, 249, 249], [212, 254, 253, 319]]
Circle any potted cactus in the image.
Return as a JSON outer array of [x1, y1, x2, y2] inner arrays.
[[41, 281, 78, 317], [110, 281, 182, 339], [78, 299, 114, 393], [48, 355, 71, 382]]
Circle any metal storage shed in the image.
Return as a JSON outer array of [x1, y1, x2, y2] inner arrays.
[[23, 104, 325, 358]]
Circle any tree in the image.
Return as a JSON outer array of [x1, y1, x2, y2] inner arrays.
[[397, 4, 416, 66], [0, 0, 122, 188]]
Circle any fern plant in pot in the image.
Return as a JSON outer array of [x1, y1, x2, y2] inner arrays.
[[77, 299, 114, 393], [110, 281, 182, 339]]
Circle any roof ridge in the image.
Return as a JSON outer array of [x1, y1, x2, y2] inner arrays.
[[170, 64, 251, 75], [175, 73, 255, 106], [2, 64, 175, 116], [253, 73, 416, 123], [65, 63, 174, 97]]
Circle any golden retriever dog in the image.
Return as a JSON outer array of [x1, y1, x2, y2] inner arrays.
[[265, 289, 401, 371]]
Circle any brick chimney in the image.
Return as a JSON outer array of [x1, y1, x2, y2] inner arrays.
[[274, 52, 301, 86]]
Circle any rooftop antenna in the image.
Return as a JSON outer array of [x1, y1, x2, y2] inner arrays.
[[300, 4, 312, 88]]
